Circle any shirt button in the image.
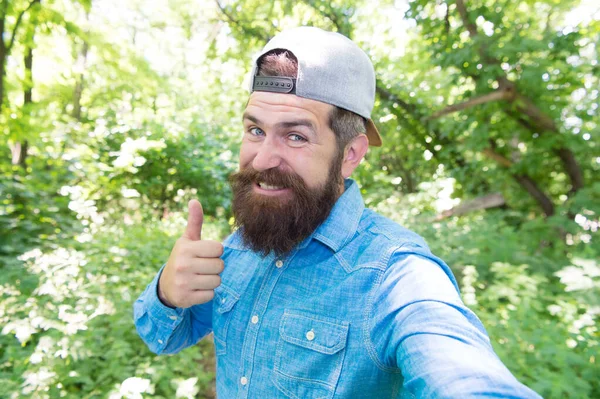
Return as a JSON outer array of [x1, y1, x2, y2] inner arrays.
[[158, 339, 164, 344], [240, 376, 248, 385], [169, 315, 178, 321], [275, 260, 283, 268], [306, 330, 315, 341], [251, 315, 259, 324]]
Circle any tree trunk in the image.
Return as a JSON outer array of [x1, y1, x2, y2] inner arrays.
[[73, 41, 88, 121], [11, 44, 34, 167], [0, 6, 7, 112], [1, 0, 40, 113], [11, 2, 39, 168]]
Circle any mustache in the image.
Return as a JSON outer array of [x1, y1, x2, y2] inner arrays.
[[229, 167, 307, 191]]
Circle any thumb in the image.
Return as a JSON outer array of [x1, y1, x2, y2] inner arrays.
[[183, 199, 203, 241]]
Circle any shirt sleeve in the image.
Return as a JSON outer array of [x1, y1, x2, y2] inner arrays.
[[133, 265, 213, 355], [370, 253, 542, 398]]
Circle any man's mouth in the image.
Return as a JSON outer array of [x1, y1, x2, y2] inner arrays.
[[257, 182, 285, 191]]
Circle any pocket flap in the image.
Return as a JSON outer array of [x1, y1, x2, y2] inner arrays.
[[279, 311, 349, 355], [214, 285, 239, 314]]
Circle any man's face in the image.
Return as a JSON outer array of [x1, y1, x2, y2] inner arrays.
[[229, 91, 344, 256], [239, 91, 340, 193]]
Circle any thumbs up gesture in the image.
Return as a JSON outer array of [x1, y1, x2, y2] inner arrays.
[[158, 200, 224, 308]]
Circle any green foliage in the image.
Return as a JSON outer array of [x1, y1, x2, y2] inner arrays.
[[1, 219, 225, 398], [0, 0, 598, 397]]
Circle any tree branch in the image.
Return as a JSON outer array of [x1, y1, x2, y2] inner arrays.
[[377, 84, 469, 169], [435, 193, 505, 220], [425, 88, 515, 121], [482, 148, 512, 167], [214, 0, 272, 43], [7, 0, 38, 55], [301, 0, 349, 36], [376, 85, 419, 117], [453, 0, 583, 194], [481, 147, 555, 216]]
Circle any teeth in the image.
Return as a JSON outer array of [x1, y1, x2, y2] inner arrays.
[[259, 182, 283, 190]]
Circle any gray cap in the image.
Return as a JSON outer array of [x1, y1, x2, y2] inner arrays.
[[248, 26, 382, 147]]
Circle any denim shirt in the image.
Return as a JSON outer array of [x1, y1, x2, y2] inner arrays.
[[134, 179, 541, 399]]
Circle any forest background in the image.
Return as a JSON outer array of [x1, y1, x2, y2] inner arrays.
[[0, 0, 598, 398]]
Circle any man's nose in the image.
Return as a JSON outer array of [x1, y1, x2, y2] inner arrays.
[[252, 138, 283, 171]]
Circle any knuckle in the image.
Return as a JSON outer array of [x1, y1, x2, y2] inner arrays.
[[174, 261, 187, 273], [216, 259, 225, 273], [174, 278, 187, 290], [203, 240, 224, 256], [203, 290, 215, 302]]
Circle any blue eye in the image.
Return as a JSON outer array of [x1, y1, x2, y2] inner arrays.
[[288, 134, 307, 142], [249, 127, 265, 136]]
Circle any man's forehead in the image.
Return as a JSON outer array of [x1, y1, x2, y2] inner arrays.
[[244, 91, 333, 120]]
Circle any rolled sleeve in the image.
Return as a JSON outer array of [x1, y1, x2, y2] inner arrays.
[[133, 265, 213, 355]]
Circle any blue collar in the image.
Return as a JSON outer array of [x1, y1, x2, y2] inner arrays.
[[301, 179, 364, 253]]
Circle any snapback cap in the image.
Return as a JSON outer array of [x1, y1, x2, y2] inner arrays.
[[248, 27, 382, 147]]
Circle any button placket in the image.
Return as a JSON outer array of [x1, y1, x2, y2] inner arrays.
[[237, 253, 294, 399]]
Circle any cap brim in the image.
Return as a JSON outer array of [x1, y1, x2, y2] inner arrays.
[[366, 119, 382, 147]]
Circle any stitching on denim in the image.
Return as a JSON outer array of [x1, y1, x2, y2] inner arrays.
[[276, 369, 334, 389], [275, 310, 347, 396], [280, 312, 348, 354], [313, 233, 339, 252], [272, 375, 301, 399], [212, 284, 241, 355], [146, 305, 186, 330], [217, 283, 240, 301], [334, 251, 353, 273], [362, 245, 404, 373], [273, 371, 332, 399], [239, 255, 288, 383], [273, 369, 335, 399], [213, 333, 226, 356]]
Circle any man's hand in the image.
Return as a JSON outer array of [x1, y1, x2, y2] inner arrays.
[[158, 200, 224, 308]]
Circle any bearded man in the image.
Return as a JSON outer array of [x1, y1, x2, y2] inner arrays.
[[134, 27, 541, 399]]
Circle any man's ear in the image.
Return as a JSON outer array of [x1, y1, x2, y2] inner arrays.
[[341, 134, 369, 178]]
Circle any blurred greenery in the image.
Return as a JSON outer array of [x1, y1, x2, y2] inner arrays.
[[0, 0, 598, 398]]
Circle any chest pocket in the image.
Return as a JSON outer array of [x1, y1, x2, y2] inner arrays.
[[273, 310, 349, 399], [212, 285, 240, 356]]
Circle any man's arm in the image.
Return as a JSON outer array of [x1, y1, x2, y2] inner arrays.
[[370, 253, 542, 398], [133, 266, 213, 355], [134, 199, 223, 354]]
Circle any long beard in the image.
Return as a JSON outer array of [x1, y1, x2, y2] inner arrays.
[[229, 157, 342, 257]]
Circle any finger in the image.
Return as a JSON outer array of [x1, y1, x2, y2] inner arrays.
[[188, 240, 224, 258], [183, 199, 203, 241], [189, 258, 225, 275], [188, 289, 215, 305], [189, 275, 221, 290]]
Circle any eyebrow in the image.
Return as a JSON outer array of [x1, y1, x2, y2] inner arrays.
[[242, 112, 317, 133]]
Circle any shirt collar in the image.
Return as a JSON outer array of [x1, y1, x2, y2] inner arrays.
[[303, 179, 364, 253]]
